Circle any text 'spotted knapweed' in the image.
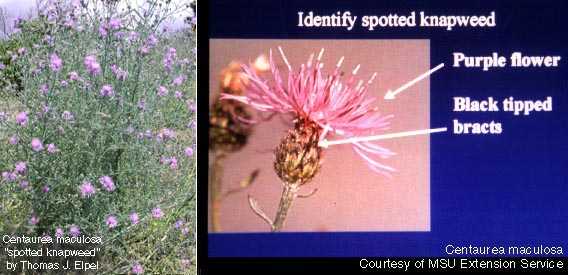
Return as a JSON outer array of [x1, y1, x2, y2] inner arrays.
[[222, 47, 396, 232]]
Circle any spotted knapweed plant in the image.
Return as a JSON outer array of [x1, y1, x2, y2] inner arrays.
[[0, 0, 196, 273], [222, 47, 395, 232]]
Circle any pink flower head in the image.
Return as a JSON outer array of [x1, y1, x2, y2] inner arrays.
[[61, 110, 74, 120], [156, 86, 168, 96], [55, 228, 64, 237], [70, 225, 80, 237], [14, 161, 27, 173], [105, 216, 118, 228], [16, 112, 27, 126], [31, 138, 44, 151], [99, 175, 116, 191], [129, 213, 139, 224], [222, 47, 396, 177], [78, 181, 95, 198], [100, 85, 115, 97], [152, 206, 164, 218], [47, 143, 57, 153], [85, 56, 101, 76], [108, 18, 122, 29], [29, 216, 40, 225], [132, 264, 143, 274], [50, 53, 62, 72]]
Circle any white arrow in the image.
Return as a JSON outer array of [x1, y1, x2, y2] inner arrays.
[[318, 127, 447, 148], [384, 63, 444, 100]]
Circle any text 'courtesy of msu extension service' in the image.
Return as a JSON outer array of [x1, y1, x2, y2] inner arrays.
[[452, 52, 559, 134]]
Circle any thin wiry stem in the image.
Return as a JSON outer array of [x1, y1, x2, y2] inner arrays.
[[272, 183, 299, 232], [209, 150, 226, 232]]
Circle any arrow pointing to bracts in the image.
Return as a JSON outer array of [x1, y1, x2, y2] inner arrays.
[[384, 63, 445, 100], [318, 127, 448, 148]]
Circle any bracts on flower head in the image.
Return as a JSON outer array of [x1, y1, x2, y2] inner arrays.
[[209, 56, 270, 153], [221, 47, 397, 177], [274, 117, 323, 185]]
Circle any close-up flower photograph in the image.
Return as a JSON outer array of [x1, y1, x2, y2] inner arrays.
[[209, 39, 431, 233]]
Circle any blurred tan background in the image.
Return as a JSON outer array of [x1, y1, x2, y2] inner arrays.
[[209, 39, 431, 232]]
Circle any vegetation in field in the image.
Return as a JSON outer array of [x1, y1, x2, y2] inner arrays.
[[0, 0, 197, 274]]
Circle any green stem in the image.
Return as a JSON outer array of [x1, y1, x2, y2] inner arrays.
[[210, 151, 226, 232], [272, 183, 299, 232]]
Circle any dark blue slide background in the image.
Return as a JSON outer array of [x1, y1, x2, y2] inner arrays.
[[206, 0, 568, 257]]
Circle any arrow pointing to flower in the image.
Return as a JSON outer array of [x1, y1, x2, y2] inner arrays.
[[384, 63, 445, 100], [318, 127, 447, 148]]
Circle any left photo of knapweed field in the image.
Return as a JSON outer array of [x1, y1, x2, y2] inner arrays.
[[0, 0, 196, 274]]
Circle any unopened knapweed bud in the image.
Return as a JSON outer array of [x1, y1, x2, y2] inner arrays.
[[274, 118, 323, 185]]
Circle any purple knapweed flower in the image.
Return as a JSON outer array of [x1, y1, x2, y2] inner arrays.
[[85, 56, 101, 76], [156, 86, 168, 96], [163, 128, 175, 138], [31, 139, 44, 151], [99, 24, 107, 36], [148, 34, 158, 46], [50, 53, 62, 72], [128, 31, 138, 41], [184, 147, 194, 157], [174, 91, 183, 98], [99, 176, 116, 191], [100, 85, 115, 97], [105, 216, 118, 228], [172, 75, 186, 86], [10, 135, 20, 145], [2, 172, 17, 181], [137, 100, 146, 110], [162, 23, 170, 32], [16, 112, 27, 126], [13, 15, 23, 26], [139, 45, 149, 55], [181, 259, 191, 266], [61, 110, 74, 120], [132, 264, 143, 275], [151, 206, 164, 218], [55, 228, 64, 237], [174, 220, 183, 228], [222, 47, 396, 177], [187, 100, 196, 112], [145, 130, 152, 139], [69, 71, 82, 81], [47, 143, 57, 153], [111, 65, 127, 80], [14, 162, 26, 173], [108, 18, 122, 29], [40, 84, 48, 95], [169, 157, 178, 169], [70, 225, 80, 237], [42, 185, 50, 194], [21, 181, 29, 188], [29, 216, 40, 225], [181, 227, 189, 234], [129, 213, 139, 224], [78, 181, 95, 198]]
